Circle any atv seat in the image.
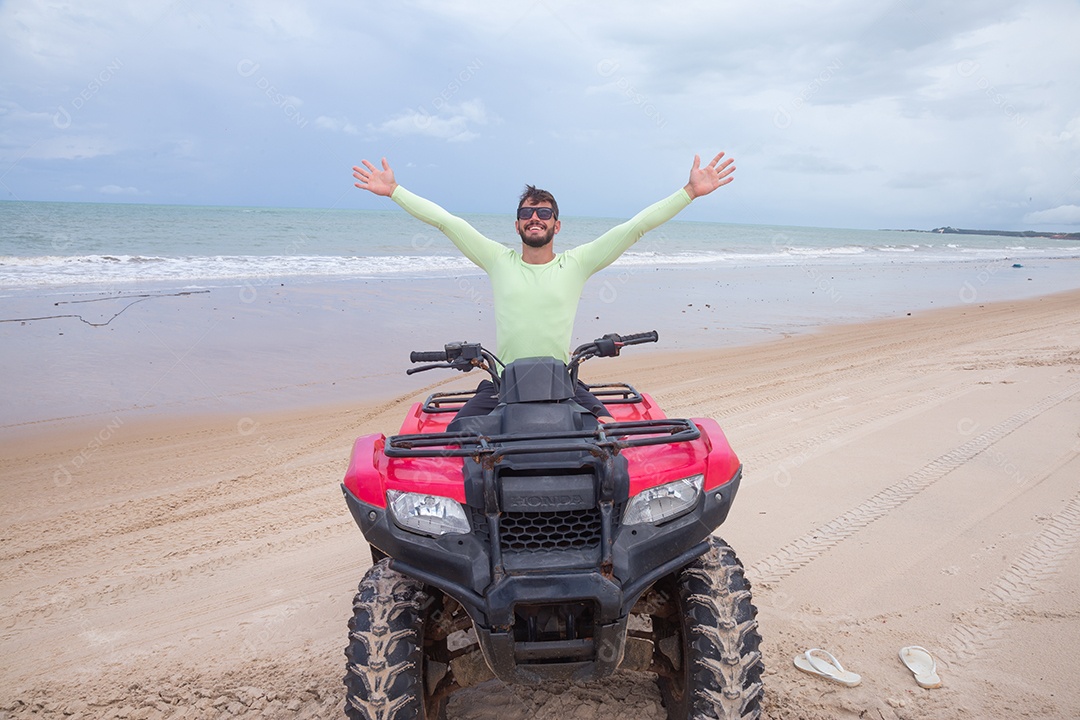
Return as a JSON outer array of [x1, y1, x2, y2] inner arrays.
[[445, 400, 598, 436], [497, 401, 598, 435], [445, 412, 501, 436]]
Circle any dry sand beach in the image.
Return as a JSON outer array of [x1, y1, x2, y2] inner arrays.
[[2, 288, 1079, 719]]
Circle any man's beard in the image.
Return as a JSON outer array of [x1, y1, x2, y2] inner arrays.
[[519, 226, 555, 248]]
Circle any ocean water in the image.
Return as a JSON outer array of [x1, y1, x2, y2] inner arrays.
[[3, 200, 1080, 428], [3, 200, 1079, 293]]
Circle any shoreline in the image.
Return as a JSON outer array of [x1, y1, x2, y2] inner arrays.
[[3, 255, 1079, 434], [5, 285, 1079, 443], [6, 282, 1080, 444], [927, 226, 1080, 240]]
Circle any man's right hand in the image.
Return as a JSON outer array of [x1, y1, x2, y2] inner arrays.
[[353, 158, 398, 197]]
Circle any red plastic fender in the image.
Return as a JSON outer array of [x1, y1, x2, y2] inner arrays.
[[343, 433, 388, 507], [692, 417, 742, 491]]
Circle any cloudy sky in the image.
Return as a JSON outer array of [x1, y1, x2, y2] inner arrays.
[[2, 0, 1078, 230]]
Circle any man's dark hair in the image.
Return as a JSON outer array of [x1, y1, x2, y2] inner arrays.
[[518, 185, 559, 219]]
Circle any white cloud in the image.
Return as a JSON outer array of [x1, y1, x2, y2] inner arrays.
[[370, 100, 494, 143], [1023, 205, 1080, 226], [315, 116, 359, 135], [98, 185, 142, 195], [1053, 117, 1080, 148]]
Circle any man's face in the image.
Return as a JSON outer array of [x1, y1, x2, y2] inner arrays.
[[515, 201, 560, 248]]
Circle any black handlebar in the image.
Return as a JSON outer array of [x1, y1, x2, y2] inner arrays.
[[406, 341, 500, 383], [619, 330, 659, 345], [573, 330, 658, 359], [406, 331, 657, 386], [410, 350, 448, 363]]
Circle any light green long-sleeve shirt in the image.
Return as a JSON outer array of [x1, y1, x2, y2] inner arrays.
[[391, 186, 692, 364]]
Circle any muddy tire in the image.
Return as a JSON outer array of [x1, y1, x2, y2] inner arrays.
[[656, 537, 764, 719], [344, 560, 448, 720]]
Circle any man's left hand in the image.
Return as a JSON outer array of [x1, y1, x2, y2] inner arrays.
[[684, 152, 735, 199]]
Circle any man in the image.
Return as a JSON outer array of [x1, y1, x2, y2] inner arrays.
[[352, 153, 735, 420]]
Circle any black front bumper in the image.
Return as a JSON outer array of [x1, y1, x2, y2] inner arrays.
[[342, 469, 741, 683]]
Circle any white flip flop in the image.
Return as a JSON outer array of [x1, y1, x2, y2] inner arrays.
[[793, 648, 862, 687], [899, 645, 942, 688]]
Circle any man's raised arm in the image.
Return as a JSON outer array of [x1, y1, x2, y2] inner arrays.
[[572, 151, 736, 272], [350, 157, 504, 270]]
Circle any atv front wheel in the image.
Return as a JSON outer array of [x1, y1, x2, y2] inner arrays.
[[656, 536, 764, 719], [344, 560, 448, 720]]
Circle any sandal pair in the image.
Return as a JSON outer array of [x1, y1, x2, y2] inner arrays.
[[793, 646, 942, 688]]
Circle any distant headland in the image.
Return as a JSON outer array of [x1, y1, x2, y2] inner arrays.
[[893, 226, 1080, 240]]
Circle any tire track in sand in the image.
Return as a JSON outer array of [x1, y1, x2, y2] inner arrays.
[[747, 373, 1008, 467], [942, 481, 1080, 665], [747, 381, 1080, 585], [654, 298, 1069, 421]]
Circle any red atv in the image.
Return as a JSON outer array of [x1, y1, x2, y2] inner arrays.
[[341, 332, 763, 719]]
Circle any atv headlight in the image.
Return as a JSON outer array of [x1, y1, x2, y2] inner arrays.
[[387, 490, 470, 536], [623, 474, 704, 525]]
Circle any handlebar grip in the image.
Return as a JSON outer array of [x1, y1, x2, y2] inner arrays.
[[410, 351, 448, 363], [619, 330, 659, 345]]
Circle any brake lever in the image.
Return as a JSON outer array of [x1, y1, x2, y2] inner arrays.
[[406, 363, 450, 375]]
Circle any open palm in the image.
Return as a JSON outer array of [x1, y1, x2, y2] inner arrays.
[[353, 158, 397, 197], [685, 152, 735, 199]]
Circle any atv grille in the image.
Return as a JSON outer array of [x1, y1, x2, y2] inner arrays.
[[500, 508, 603, 552], [469, 506, 622, 554]]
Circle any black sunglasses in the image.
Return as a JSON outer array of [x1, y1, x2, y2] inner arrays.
[[517, 207, 556, 221]]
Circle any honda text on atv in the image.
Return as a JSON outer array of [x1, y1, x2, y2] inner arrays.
[[341, 331, 763, 719]]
